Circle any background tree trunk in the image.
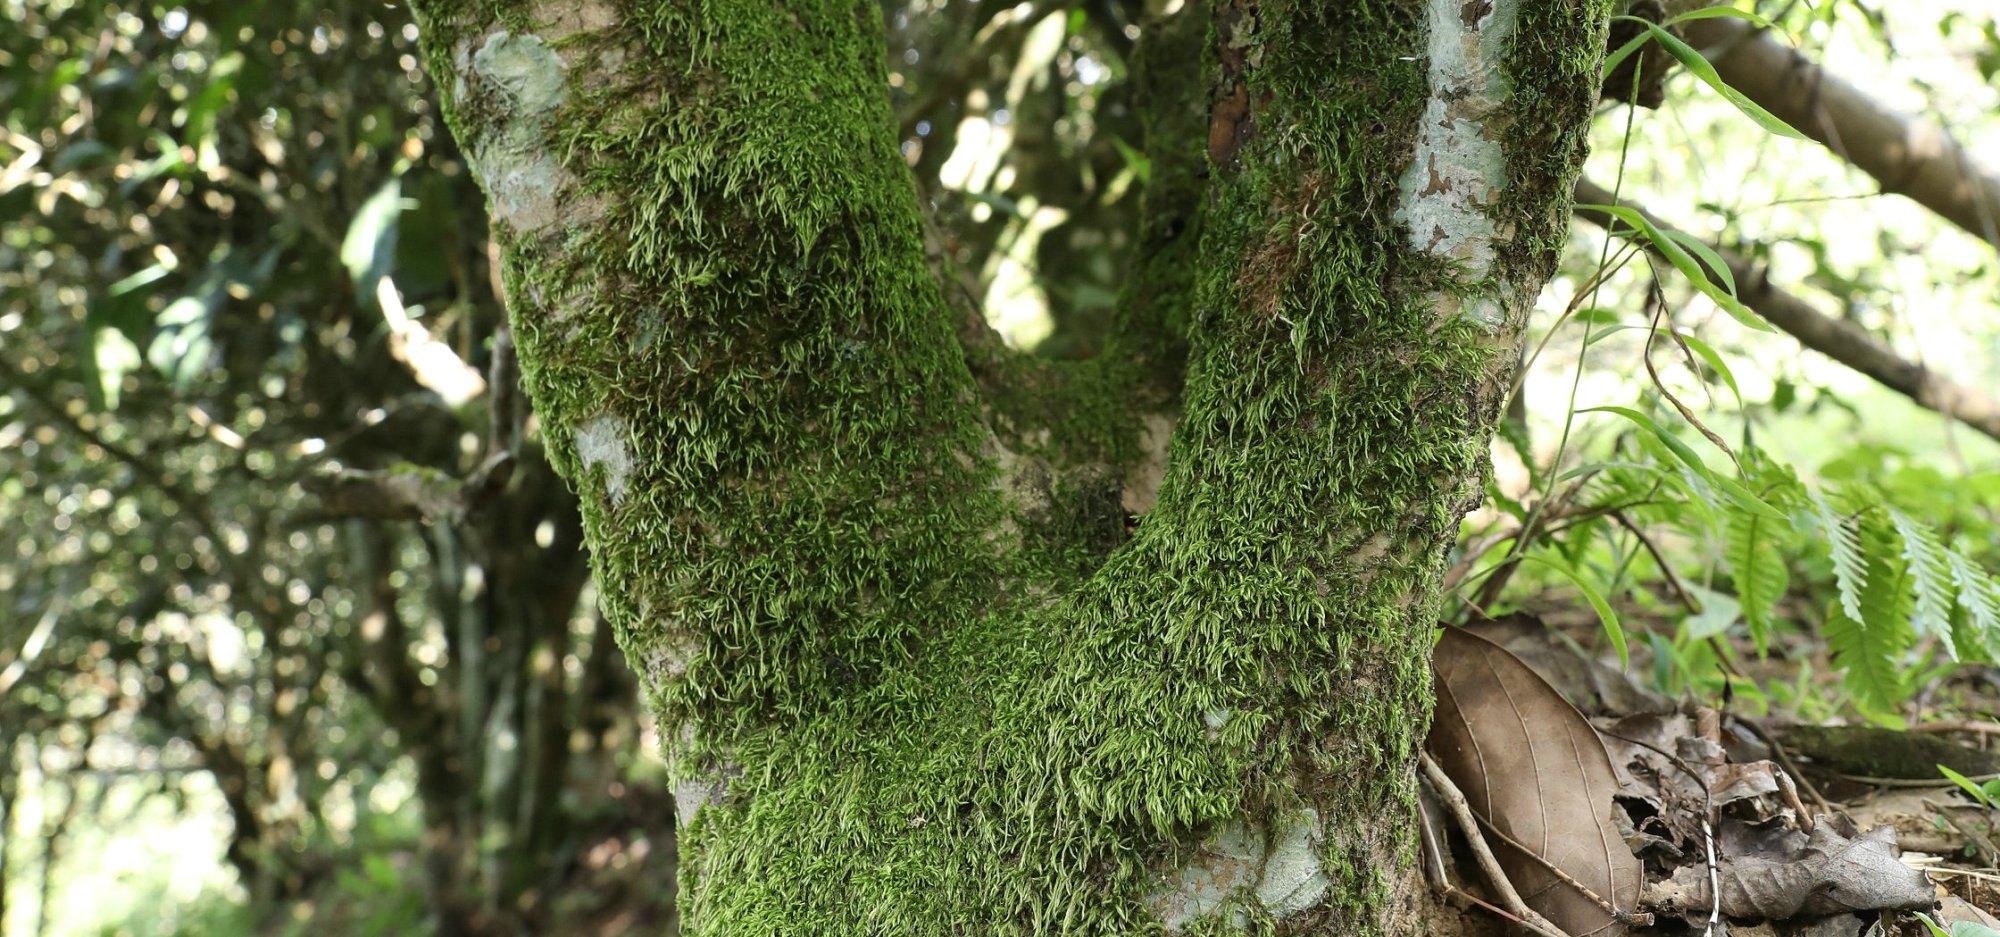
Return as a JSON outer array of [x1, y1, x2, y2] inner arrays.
[[411, 0, 1609, 931]]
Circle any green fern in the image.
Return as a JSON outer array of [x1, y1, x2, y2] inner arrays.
[[1810, 489, 1867, 623], [1946, 549, 2000, 660], [1888, 508, 1959, 659], [1824, 519, 1914, 711], [1724, 501, 1790, 651]]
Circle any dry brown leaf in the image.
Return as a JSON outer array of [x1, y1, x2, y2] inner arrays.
[[1646, 824, 1933, 920], [1428, 626, 1645, 936]]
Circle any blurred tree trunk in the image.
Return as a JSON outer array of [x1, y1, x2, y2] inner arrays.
[[410, 0, 1608, 932]]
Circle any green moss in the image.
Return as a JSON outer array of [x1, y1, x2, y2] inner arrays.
[[410, 0, 1611, 932]]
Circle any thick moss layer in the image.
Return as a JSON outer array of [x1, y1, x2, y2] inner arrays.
[[411, 0, 1609, 933]]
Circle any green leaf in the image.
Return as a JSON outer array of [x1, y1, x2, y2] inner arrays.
[[1946, 549, 2000, 661], [82, 327, 142, 411], [1523, 553, 1628, 668], [1662, 229, 1737, 298], [363, 852, 399, 888], [1557, 460, 1667, 482], [1584, 405, 1708, 475], [1889, 508, 1958, 659], [1811, 490, 1867, 623], [1581, 406, 1786, 521], [148, 294, 218, 389], [1583, 324, 1651, 347], [1939, 764, 1993, 808], [1601, 30, 1653, 78], [341, 175, 405, 296], [1724, 502, 1789, 651], [183, 52, 244, 148], [1109, 136, 1150, 185], [108, 263, 171, 297], [1612, 18, 1808, 140], [1577, 204, 1771, 332], [1665, 7, 1783, 29], [1916, 910, 2000, 937], [1826, 520, 1914, 711], [1674, 330, 1742, 409], [1682, 584, 1741, 641]]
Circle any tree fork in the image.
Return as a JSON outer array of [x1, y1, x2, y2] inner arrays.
[[411, 0, 1609, 932]]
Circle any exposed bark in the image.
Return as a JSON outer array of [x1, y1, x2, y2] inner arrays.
[[1573, 178, 2000, 444], [411, 0, 1609, 932], [1684, 17, 2000, 250]]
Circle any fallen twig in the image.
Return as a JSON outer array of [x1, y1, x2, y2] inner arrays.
[[1419, 751, 1574, 937]]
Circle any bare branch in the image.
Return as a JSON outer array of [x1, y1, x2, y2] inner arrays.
[[1684, 17, 2000, 250], [1573, 178, 2000, 445]]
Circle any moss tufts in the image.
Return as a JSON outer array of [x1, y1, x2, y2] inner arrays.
[[410, 0, 1611, 932]]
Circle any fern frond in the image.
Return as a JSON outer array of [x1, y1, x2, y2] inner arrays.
[[1888, 508, 1958, 659], [1825, 520, 1914, 711], [1947, 548, 2000, 661], [1810, 489, 1866, 623], [1724, 502, 1789, 651]]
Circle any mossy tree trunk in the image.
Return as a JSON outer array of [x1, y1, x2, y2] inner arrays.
[[409, 0, 1608, 932]]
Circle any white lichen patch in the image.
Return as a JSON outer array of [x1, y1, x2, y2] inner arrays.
[[673, 768, 738, 830], [1148, 809, 1332, 931], [461, 31, 572, 232], [1396, 0, 1519, 331], [575, 414, 634, 504], [1257, 809, 1329, 918], [1121, 412, 1176, 516], [1150, 821, 1263, 931], [471, 31, 567, 113]]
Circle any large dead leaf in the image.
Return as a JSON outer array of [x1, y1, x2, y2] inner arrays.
[[1428, 626, 1645, 936]]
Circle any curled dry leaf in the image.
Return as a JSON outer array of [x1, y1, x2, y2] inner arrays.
[[1645, 824, 1934, 920], [1428, 626, 1645, 936]]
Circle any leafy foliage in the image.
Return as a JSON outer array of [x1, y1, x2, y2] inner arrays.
[[1723, 499, 1789, 651]]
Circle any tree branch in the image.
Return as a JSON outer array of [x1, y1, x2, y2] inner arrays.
[[1573, 177, 2000, 444], [1683, 17, 2000, 250]]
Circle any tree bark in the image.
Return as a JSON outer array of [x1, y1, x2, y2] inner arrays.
[[411, 0, 1609, 932]]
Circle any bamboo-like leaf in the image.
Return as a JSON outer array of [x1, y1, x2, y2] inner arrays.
[[1674, 330, 1743, 409], [1523, 553, 1627, 668], [1610, 18, 1808, 141], [1581, 406, 1785, 521], [1575, 205, 1772, 333], [1662, 229, 1737, 297], [1664, 7, 1782, 29]]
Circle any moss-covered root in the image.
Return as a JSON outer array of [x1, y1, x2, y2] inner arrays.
[[409, 0, 1608, 933]]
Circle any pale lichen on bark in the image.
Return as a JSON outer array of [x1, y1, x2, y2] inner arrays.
[[1397, 0, 1521, 330], [573, 414, 632, 505], [462, 30, 570, 229]]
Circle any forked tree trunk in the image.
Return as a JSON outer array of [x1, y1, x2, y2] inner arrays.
[[410, 0, 1608, 932]]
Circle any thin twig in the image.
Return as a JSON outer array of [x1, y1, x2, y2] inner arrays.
[[1921, 865, 2000, 885], [1927, 799, 2000, 866], [1419, 752, 1573, 937], [1848, 773, 2000, 788], [1730, 718, 1835, 813], [1611, 511, 1698, 615], [1914, 720, 2000, 737], [1636, 279, 1741, 475]]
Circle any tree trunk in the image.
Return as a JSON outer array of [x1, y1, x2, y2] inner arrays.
[[410, 0, 1608, 932]]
